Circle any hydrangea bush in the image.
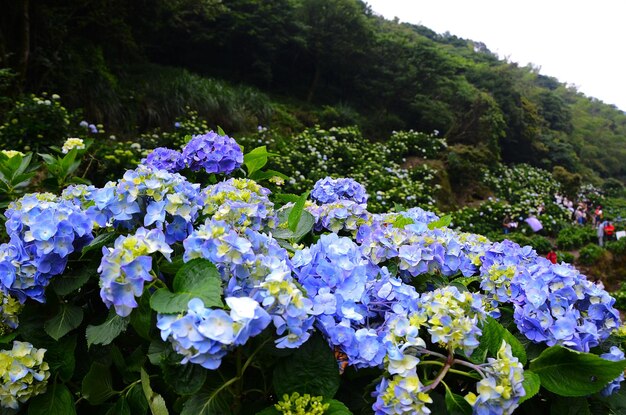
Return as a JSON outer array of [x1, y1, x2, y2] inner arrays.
[[0, 134, 625, 415]]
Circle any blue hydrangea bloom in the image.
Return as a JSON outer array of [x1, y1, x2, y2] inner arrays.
[[181, 131, 243, 175], [141, 147, 185, 172], [311, 177, 368, 205]]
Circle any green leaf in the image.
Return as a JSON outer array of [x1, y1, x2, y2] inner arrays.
[[106, 397, 132, 415], [45, 335, 77, 382], [529, 346, 626, 397], [130, 292, 153, 340], [453, 276, 481, 287], [158, 257, 184, 275], [81, 232, 118, 257], [274, 193, 300, 204], [44, 304, 83, 341], [244, 146, 270, 176], [273, 208, 315, 243], [141, 368, 170, 415], [519, 370, 541, 404], [150, 259, 223, 314], [0, 333, 17, 343], [86, 308, 129, 348], [427, 215, 452, 230], [180, 388, 232, 415], [81, 362, 116, 405], [28, 383, 76, 415], [444, 384, 472, 415], [288, 191, 310, 233], [273, 333, 340, 398], [51, 268, 95, 296], [324, 399, 353, 414], [249, 169, 289, 182], [255, 407, 280, 415], [392, 216, 414, 228], [471, 317, 526, 365], [217, 126, 226, 136], [127, 383, 149, 415], [162, 361, 207, 395], [550, 396, 591, 415]]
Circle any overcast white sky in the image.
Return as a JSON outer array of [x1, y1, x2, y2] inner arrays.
[[366, 0, 626, 111]]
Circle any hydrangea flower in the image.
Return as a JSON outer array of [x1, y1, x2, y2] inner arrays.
[[311, 177, 368, 205], [274, 392, 329, 415], [1, 193, 94, 302], [465, 341, 525, 415], [141, 147, 185, 172], [98, 228, 172, 317], [157, 297, 270, 369], [201, 178, 276, 231], [372, 368, 433, 415], [306, 200, 371, 234], [61, 137, 85, 153], [181, 131, 243, 175], [0, 341, 50, 409], [0, 291, 21, 334], [89, 165, 202, 243], [1, 150, 24, 158]]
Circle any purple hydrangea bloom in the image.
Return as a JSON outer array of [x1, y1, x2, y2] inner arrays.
[[311, 177, 368, 205], [142, 147, 185, 172], [182, 132, 243, 175]]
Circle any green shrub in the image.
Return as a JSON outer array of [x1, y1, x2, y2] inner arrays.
[[529, 235, 552, 254], [557, 251, 575, 264], [605, 238, 626, 256], [578, 243, 605, 265], [0, 93, 72, 152], [557, 225, 596, 250]]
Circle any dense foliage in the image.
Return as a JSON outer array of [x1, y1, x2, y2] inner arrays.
[[0, 134, 625, 415]]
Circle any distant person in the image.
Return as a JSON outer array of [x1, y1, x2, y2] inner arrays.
[[502, 215, 512, 234], [604, 220, 616, 242], [575, 207, 585, 225], [595, 205, 604, 225], [597, 220, 607, 247]]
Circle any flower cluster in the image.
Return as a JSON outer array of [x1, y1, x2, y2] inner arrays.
[[181, 131, 243, 175], [311, 177, 368, 204], [465, 341, 525, 415], [306, 200, 371, 234], [0, 291, 21, 335], [1, 193, 94, 302], [184, 219, 314, 346], [90, 165, 202, 243], [61, 137, 85, 153], [479, 240, 621, 352], [0, 341, 50, 409], [157, 297, 270, 369], [372, 369, 433, 415], [98, 228, 172, 317], [201, 178, 276, 231], [274, 392, 329, 415], [141, 147, 185, 172]]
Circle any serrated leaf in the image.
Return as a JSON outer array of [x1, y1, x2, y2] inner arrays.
[[471, 317, 526, 365], [244, 146, 270, 176], [273, 208, 315, 242], [158, 257, 184, 275], [180, 389, 232, 415], [444, 384, 472, 415], [28, 383, 76, 415], [141, 368, 170, 415], [106, 397, 131, 415], [127, 383, 149, 415], [45, 335, 76, 382], [150, 259, 223, 314], [530, 346, 626, 397], [86, 309, 129, 347], [44, 304, 83, 341], [520, 370, 541, 404], [288, 191, 310, 233], [162, 362, 206, 395], [130, 292, 153, 340], [81, 232, 117, 257], [324, 399, 352, 414], [81, 362, 116, 405], [51, 268, 94, 296], [273, 333, 340, 398], [428, 215, 452, 230]]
